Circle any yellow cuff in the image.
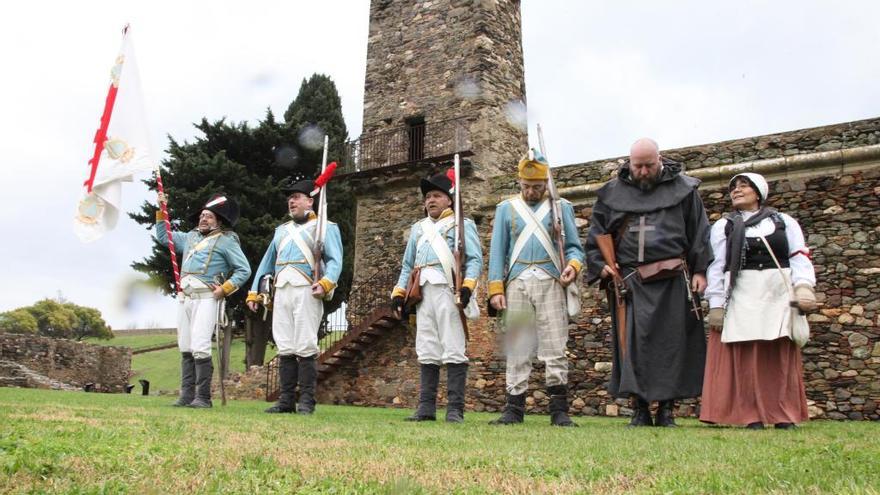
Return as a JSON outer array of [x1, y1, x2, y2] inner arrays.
[[156, 210, 168, 222], [221, 280, 237, 296], [567, 259, 583, 274], [462, 278, 477, 291], [246, 291, 260, 303], [317, 278, 336, 294], [488, 280, 505, 297], [391, 286, 406, 299]]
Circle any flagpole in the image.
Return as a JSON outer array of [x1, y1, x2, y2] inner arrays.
[[155, 167, 182, 298]]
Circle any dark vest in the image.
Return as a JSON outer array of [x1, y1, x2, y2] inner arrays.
[[725, 214, 789, 271]]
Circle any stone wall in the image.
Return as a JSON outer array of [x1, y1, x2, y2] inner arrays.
[[0, 333, 132, 393], [324, 118, 880, 420]]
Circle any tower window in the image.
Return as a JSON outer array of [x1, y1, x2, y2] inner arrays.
[[406, 116, 425, 162]]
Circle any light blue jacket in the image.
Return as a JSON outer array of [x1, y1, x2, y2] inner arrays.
[[487, 196, 584, 297], [249, 216, 343, 295], [392, 209, 482, 297], [155, 224, 251, 295]]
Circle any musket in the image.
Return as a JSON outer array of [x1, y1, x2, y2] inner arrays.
[[536, 124, 567, 279], [595, 234, 628, 359], [310, 136, 337, 296], [212, 274, 229, 406], [452, 154, 470, 341]]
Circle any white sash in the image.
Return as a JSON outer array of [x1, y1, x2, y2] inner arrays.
[[183, 231, 221, 265], [416, 216, 456, 288], [509, 198, 560, 272], [279, 221, 317, 271], [509, 197, 581, 320]]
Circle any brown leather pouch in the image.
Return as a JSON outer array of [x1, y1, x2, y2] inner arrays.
[[637, 258, 684, 283], [404, 266, 422, 310]]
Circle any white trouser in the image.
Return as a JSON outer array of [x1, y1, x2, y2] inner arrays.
[[273, 284, 324, 357], [415, 283, 468, 365], [177, 296, 218, 359]]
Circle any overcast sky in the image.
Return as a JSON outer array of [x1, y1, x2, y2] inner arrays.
[[1, 1, 877, 330]]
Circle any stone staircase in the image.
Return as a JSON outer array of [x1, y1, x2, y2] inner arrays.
[[0, 359, 78, 390], [317, 307, 400, 381]]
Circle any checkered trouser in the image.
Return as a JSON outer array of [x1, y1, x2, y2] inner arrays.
[[502, 277, 569, 395]]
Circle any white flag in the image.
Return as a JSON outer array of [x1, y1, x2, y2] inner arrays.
[[75, 26, 155, 242]]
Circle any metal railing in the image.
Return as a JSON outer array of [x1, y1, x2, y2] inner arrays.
[[338, 116, 471, 175], [318, 272, 398, 353]]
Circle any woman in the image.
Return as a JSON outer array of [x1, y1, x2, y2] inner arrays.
[[701, 173, 817, 429]]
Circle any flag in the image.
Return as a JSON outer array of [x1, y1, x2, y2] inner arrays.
[[74, 25, 155, 242]]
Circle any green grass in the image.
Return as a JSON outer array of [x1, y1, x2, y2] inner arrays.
[[89, 333, 278, 394], [0, 389, 877, 494], [85, 333, 177, 350], [128, 339, 277, 394]]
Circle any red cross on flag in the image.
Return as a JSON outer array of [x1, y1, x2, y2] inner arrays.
[[74, 25, 155, 242]]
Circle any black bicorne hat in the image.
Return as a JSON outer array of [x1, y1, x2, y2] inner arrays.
[[197, 194, 240, 227], [284, 179, 315, 197], [419, 170, 455, 199]]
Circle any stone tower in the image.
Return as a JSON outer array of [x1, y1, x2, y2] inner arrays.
[[362, 0, 527, 179], [344, 0, 527, 291], [317, 0, 527, 407]]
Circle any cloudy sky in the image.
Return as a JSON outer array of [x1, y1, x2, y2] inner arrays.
[[1, 1, 877, 330]]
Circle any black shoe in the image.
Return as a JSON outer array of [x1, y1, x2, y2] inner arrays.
[[266, 355, 298, 414], [774, 422, 797, 430], [654, 400, 677, 427], [406, 364, 440, 421], [548, 385, 578, 427], [296, 355, 318, 415], [489, 393, 525, 425], [627, 397, 653, 427], [747, 422, 765, 430], [445, 363, 468, 423], [187, 397, 213, 409], [187, 357, 213, 408], [172, 352, 195, 407]]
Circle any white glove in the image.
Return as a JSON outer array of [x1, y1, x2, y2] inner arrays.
[[707, 307, 724, 329], [794, 283, 817, 312]]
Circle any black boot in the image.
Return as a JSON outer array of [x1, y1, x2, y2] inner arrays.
[[296, 355, 318, 415], [265, 355, 298, 413], [172, 352, 195, 407], [188, 357, 213, 408], [406, 364, 440, 421], [489, 393, 526, 425], [548, 385, 578, 427], [445, 363, 468, 423], [654, 400, 677, 427], [628, 397, 652, 427]]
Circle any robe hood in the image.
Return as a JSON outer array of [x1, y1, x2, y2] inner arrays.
[[597, 158, 701, 213]]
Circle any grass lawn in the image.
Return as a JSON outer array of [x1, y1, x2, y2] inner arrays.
[[88, 335, 277, 394], [129, 340, 278, 394], [0, 388, 877, 494], [85, 334, 177, 351]]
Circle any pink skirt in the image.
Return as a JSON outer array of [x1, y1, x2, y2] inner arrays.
[[700, 331, 809, 426]]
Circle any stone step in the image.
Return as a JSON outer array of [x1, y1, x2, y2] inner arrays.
[[0, 376, 28, 387]]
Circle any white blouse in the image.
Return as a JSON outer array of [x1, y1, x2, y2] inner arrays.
[[705, 210, 816, 309]]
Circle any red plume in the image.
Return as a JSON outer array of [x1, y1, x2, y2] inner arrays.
[[446, 167, 455, 186], [314, 162, 337, 189]]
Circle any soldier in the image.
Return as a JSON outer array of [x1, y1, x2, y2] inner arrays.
[[156, 193, 251, 408], [487, 150, 585, 427], [247, 178, 343, 415], [390, 169, 482, 423]]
